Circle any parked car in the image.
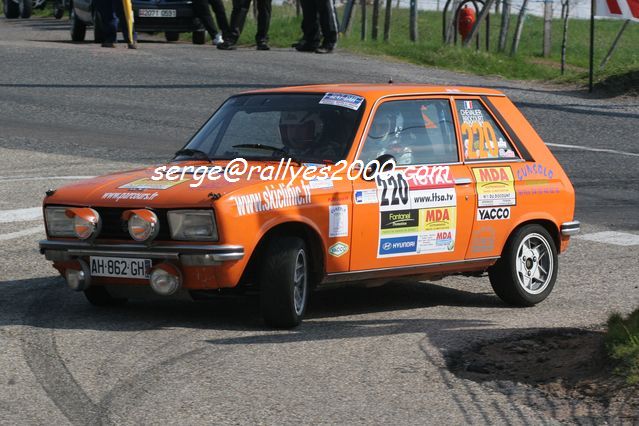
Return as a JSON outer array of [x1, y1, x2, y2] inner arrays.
[[69, 0, 205, 44], [39, 84, 580, 328]]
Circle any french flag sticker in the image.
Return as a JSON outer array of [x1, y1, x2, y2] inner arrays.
[[464, 100, 473, 109]]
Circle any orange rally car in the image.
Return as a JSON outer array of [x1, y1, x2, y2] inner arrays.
[[39, 84, 580, 328]]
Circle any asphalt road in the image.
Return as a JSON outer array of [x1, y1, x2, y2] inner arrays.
[[0, 16, 638, 424]]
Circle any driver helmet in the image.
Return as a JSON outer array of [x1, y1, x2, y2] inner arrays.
[[279, 111, 323, 149]]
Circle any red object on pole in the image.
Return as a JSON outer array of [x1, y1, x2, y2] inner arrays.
[[458, 5, 477, 42]]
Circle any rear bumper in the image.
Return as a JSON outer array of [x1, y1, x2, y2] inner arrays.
[[560, 221, 581, 236], [39, 240, 244, 264]]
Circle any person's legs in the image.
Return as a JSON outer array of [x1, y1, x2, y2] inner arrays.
[[255, 0, 271, 47], [114, 0, 136, 46], [192, 0, 219, 39], [95, 0, 117, 45], [209, 0, 229, 35], [297, 0, 319, 50], [316, 0, 337, 51], [226, 0, 250, 43]]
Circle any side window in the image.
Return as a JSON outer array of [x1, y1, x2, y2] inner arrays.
[[455, 99, 518, 160], [359, 99, 458, 166]]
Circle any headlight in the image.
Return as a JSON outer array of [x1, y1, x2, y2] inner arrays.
[[123, 209, 159, 242], [167, 210, 217, 241], [44, 207, 75, 237], [45, 207, 101, 239]]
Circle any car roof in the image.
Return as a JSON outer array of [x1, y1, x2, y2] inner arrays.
[[242, 84, 505, 99]]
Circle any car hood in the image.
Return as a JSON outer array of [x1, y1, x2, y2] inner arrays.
[[43, 161, 278, 209]]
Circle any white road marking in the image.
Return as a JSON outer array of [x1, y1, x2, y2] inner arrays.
[[0, 175, 96, 182], [0, 207, 42, 223], [576, 231, 639, 246], [546, 143, 639, 158], [0, 225, 44, 241]]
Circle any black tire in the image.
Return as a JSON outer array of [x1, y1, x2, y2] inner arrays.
[[84, 286, 127, 307], [192, 30, 206, 45], [165, 31, 179, 42], [53, 6, 64, 18], [4, 0, 19, 17], [260, 236, 309, 328], [93, 10, 104, 43], [19, 0, 32, 18], [489, 224, 558, 306], [70, 8, 86, 41]]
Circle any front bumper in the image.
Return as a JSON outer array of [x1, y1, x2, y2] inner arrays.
[[560, 221, 581, 236], [39, 240, 244, 264]]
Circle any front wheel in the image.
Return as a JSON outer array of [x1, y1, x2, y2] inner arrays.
[[192, 30, 206, 45], [4, 0, 20, 17], [260, 237, 309, 328], [489, 224, 558, 306]]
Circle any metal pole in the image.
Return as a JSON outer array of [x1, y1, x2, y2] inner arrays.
[[589, 0, 595, 92], [599, 19, 630, 70]]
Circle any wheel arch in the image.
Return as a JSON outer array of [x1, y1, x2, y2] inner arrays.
[[240, 221, 326, 289], [507, 218, 561, 254]]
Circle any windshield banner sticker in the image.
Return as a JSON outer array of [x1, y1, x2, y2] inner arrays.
[[375, 166, 457, 258], [319, 93, 365, 110], [120, 178, 188, 190]]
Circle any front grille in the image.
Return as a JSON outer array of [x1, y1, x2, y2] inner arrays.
[[95, 207, 171, 241]]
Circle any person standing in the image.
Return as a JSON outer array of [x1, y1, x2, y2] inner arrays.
[[95, 0, 137, 48], [192, 0, 229, 45], [217, 0, 271, 50], [294, 0, 337, 53]]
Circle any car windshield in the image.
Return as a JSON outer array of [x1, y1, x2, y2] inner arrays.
[[178, 93, 365, 164]]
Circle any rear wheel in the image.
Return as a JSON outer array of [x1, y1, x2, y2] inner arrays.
[[53, 6, 64, 18], [70, 8, 86, 41], [19, 0, 32, 18], [84, 286, 128, 306], [489, 224, 558, 306], [192, 30, 205, 45], [260, 236, 309, 328], [4, 0, 20, 18], [165, 31, 179, 42]]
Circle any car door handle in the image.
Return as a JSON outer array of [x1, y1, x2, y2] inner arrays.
[[454, 178, 472, 185]]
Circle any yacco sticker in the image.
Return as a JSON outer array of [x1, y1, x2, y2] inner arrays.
[[101, 192, 160, 202], [230, 182, 312, 216], [472, 166, 516, 207], [378, 235, 418, 256], [380, 209, 419, 236], [516, 163, 554, 181], [319, 93, 365, 111], [329, 205, 348, 238], [119, 178, 188, 191], [354, 189, 378, 204], [328, 242, 349, 257], [477, 207, 510, 221]]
